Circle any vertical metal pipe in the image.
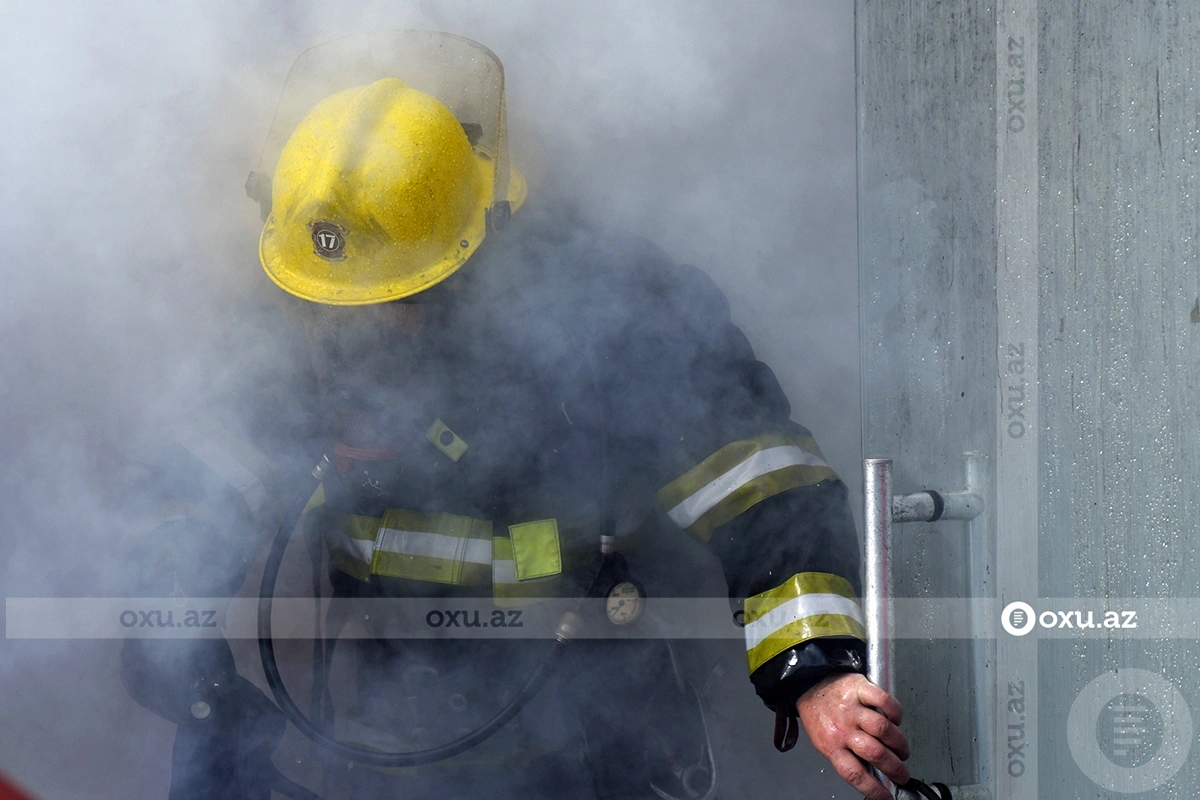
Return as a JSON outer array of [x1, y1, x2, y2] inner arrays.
[[863, 457, 895, 795], [964, 450, 995, 796], [863, 457, 894, 692]]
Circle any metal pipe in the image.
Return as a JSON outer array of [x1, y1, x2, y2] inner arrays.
[[892, 490, 984, 523], [863, 458, 895, 796], [891, 491, 939, 523], [962, 451, 995, 798], [863, 458, 894, 692], [865, 454, 991, 799]]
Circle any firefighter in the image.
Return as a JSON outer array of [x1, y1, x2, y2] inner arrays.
[[122, 31, 910, 800]]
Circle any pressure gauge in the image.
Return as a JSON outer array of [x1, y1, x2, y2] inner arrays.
[[605, 580, 645, 626]]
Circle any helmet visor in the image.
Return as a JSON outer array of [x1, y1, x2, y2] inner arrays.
[[255, 30, 513, 215]]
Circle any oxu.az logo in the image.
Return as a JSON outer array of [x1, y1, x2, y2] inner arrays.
[[1001, 601, 1137, 636], [1068, 669, 1192, 793]]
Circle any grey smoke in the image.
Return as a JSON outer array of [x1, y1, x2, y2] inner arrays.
[[0, 2, 858, 797]]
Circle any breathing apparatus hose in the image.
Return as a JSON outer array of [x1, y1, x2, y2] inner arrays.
[[257, 467, 601, 769], [893, 779, 953, 800]]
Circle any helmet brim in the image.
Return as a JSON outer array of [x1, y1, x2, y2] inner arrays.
[[260, 155, 526, 306]]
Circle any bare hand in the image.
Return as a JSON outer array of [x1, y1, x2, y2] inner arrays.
[[796, 672, 911, 800]]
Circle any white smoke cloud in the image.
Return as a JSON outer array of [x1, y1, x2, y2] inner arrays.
[[0, 2, 859, 797]]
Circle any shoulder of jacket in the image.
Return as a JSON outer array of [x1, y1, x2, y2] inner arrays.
[[479, 203, 735, 340]]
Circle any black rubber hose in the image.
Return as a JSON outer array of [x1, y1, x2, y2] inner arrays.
[[893, 778, 953, 800], [257, 478, 569, 768]]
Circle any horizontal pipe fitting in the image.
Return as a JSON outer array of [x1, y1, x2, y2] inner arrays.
[[892, 490, 983, 523]]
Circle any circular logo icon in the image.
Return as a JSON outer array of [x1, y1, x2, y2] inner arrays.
[[308, 220, 348, 261], [1096, 693, 1164, 769], [1067, 668, 1191, 793], [1002, 601, 1037, 636]]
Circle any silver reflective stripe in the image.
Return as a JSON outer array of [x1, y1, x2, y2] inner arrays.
[[375, 528, 492, 565], [742, 593, 865, 652], [327, 529, 374, 566], [176, 435, 268, 518], [666, 445, 828, 529], [492, 558, 518, 585]]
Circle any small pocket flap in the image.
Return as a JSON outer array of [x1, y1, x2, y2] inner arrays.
[[507, 519, 562, 581]]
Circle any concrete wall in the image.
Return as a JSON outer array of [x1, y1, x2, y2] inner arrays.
[[858, 0, 1200, 797], [857, 0, 997, 788]]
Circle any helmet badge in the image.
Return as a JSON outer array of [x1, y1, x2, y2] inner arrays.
[[308, 220, 348, 261]]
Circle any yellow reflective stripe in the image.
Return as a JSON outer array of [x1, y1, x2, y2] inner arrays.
[[325, 515, 379, 583], [324, 509, 564, 591], [303, 483, 326, 513], [657, 435, 838, 541], [371, 511, 492, 585], [658, 434, 796, 510], [799, 435, 827, 462], [745, 572, 857, 617], [688, 464, 839, 541], [743, 572, 866, 674], [492, 536, 518, 584], [508, 519, 562, 580], [175, 415, 274, 519]]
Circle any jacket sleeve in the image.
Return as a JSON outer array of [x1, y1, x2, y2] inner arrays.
[[122, 415, 278, 598], [607, 249, 867, 716], [118, 416, 278, 679]]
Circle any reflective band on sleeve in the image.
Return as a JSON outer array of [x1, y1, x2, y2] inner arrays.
[[325, 515, 380, 583], [175, 417, 274, 521], [492, 539, 519, 587], [667, 446, 824, 528], [372, 510, 492, 585], [375, 529, 492, 565], [657, 434, 838, 541], [743, 572, 866, 674], [181, 438, 267, 515], [323, 508, 563, 595], [303, 483, 326, 514], [744, 594, 865, 652]]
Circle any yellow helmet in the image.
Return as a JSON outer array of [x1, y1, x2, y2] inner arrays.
[[254, 34, 527, 305]]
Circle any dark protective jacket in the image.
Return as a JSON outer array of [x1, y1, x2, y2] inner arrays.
[[432, 205, 866, 708], [122, 201, 867, 788]]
